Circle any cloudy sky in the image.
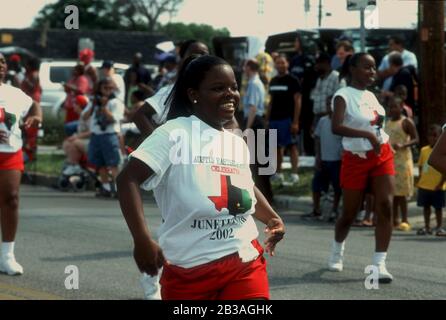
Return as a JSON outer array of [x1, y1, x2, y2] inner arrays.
[[0, 0, 419, 37]]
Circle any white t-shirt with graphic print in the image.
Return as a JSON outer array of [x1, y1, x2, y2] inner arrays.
[[0, 84, 32, 153], [331, 86, 389, 153], [131, 115, 260, 268]]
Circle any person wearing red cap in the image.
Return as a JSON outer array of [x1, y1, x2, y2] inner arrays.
[[79, 48, 98, 93], [63, 64, 90, 136], [62, 95, 91, 176], [5, 54, 24, 88], [0, 53, 42, 275]]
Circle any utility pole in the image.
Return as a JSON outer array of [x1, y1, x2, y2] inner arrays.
[[418, 0, 446, 143], [318, 0, 322, 27]]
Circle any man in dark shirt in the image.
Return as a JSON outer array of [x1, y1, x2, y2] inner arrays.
[[388, 52, 416, 110], [267, 54, 302, 185], [124, 52, 153, 101], [289, 34, 317, 155]]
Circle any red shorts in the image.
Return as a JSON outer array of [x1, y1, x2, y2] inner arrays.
[[0, 150, 24, 172], [340, 143, 395, 190], [160, 239, 269, 300]]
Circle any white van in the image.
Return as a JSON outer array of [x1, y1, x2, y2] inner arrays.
[[39, 60, 129, 124]]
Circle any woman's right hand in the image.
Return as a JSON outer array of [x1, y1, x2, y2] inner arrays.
[[366, 132, 381, 155], [134, 238, 167, 276]]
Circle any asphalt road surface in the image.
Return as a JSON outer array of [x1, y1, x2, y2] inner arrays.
[[0, 185, 445, 300]]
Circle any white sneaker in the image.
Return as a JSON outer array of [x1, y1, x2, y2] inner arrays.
[[140, 273, 161, 300], [376, 263, 393, 283], [328, 241, 344, 272], [0, 255, 24, 275], [289, 173, 300, 184]]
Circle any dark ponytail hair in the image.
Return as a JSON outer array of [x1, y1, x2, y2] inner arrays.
[[340, 52, 370, 86], [165, 54, 230, 121]]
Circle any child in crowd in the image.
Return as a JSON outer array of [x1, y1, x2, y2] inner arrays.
[[306, 102, 342, 222], [83, 78, 125, 197], [394, 85, 413, 119], [385, 96, 418, 230], [416, 124, 446, 236]]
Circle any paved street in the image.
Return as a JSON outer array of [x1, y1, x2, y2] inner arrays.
[[0, 185, 445, 300]]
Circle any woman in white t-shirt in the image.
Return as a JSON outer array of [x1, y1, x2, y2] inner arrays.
[[0, 53, 42, 275], [117, 55, 285, 300], [328, 53, 395, 283], [429, 124, 446, 175]]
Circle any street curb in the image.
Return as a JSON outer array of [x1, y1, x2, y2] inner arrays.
[[22, 173, 427, 226], [22, 172, 59, 189]]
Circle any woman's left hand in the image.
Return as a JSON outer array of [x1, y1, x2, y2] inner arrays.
[[264, 218, 285, 256]]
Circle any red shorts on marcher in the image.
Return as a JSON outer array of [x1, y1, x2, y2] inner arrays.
[[0, 150, 24, 172], [341, 143, 395, 190], [160, 239, 269, 300]]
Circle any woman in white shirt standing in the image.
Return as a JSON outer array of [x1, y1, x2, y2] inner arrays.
[[117, 54, 285, 300], [0, 53, 42, 275], [328, 53, 395, 283]]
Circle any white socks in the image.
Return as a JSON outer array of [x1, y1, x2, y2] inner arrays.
[[1, 242, 15, 259], [372, 252, 387, 265], [332, 240, 345, 253]]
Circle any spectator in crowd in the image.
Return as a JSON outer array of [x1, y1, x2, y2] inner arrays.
[[289, 34, 318, 155], [394, 85, 413, 119], [428, 124, 446, 175], [62, 95, 91, 176], [306, 100, 343, 222], [133, 40, 210, 139], [20, 57, 42, 163], [266, 54, 301, 185], [63, 64, 90, 136], [243, 58, 273, 204], [386, 52, 416, 110], [331, 40, 355, 72], [310, 53, 339, 133], [79, 48, 97, 94], [416, 124, 446, 236], [156, 54, 177, 91], [124, 90, 146, 123], [151, 64, 167, 92], [83, 78, 125, 198], [378, 36, 418, 92], [5, 54, 25, 87], [384, 96, 419, 230], [99, 60, 125, 103], [124, 52, 153, 101]]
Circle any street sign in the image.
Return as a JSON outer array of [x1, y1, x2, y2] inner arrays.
[[347, 0, 376, 11]]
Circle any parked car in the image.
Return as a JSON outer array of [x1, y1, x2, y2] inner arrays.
[[39, 60, 129, 124]]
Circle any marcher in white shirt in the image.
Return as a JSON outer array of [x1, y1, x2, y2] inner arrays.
[[117, 55, 285, 300]]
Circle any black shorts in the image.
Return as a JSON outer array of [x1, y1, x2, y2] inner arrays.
[[312, 160, 342, 194], [417, 188, 446, 210]]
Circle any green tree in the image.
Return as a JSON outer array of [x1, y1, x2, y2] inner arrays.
[[33, 0, 184, 33], [33, 0, 120, 30], [160, 22, 231, 50]]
